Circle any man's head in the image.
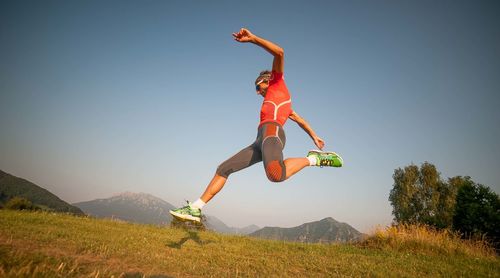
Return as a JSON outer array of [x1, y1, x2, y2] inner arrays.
[[255, 70, 271, 97]]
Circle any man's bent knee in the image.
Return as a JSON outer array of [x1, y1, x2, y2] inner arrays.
[[216, 164, 231, 179], [265, 161, 286, 182]]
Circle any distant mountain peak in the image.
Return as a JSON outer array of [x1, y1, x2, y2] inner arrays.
[[250, 217, 363, 243], [74, 192, 176, 225], [319, 217, 338, 223], [73, 192, 259, 235], [111, 192, 158, 200], [105, 192, 169, 206]]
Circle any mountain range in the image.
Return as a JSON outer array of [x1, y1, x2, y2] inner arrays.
[[204, 214, 260, 235], [250, 217, 364, 243], [0, 169, 363, 242], [73, 192, 175, 225], [73, 192, 260, 235]]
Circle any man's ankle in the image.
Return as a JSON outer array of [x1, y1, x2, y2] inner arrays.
[[307, 156, 317, 166], [191, 198, 206, 210]]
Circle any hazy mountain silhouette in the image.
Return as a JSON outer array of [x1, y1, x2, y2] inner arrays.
[[74, 192, 176, 225], [1, 169, 357, 240], [0, 169, 84, 215], [74, 192, 259, 234], [205, 215, 260, 235], [250, 217, 364, 243]]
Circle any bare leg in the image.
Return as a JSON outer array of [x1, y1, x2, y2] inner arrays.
[[200, 174, 228, 203], [284, 157, 309, 179]]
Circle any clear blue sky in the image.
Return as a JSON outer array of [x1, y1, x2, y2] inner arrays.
[[1, 0, 499, 232]]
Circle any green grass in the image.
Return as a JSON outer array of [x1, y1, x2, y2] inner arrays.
[[0, 210, 498, 277]]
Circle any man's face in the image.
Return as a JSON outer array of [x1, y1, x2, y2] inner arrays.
[[255, 81, 269, 97]]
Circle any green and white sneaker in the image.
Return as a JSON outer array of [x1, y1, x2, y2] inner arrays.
[[307, 150, 343, 167], [169, 201, 202, 222]]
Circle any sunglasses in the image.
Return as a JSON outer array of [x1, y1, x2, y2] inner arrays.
[[255, 79, 266, 91]]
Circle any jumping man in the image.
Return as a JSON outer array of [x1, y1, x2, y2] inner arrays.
[[170, 28, 343, 222]]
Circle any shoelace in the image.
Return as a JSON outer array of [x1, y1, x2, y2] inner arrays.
[[320, 155, 334, 166], [175, 200, 191, 213], [320, 160, 332, 166], [183, 200, 200, 212]]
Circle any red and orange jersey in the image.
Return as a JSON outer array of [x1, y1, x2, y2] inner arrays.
[[259, 71, 293, 127]]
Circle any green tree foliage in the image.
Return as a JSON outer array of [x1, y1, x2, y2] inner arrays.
[[390, 163, 499, 250], [389, 162, 460, 229], [4, 197, 38, 211], [437, 176, 464, 228], [453, 179, 500, 247], [389, 164, 420, 224]]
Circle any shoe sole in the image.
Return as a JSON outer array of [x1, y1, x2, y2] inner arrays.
[[307, 150, 343, 167], [169, 210, 201, 223]]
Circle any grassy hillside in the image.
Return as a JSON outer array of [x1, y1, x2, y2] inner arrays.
[[0, 210, 498, 277]]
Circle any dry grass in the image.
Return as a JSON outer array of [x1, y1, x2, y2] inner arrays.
[[1, 210, 499, 277], [360, 223, 497, 259]]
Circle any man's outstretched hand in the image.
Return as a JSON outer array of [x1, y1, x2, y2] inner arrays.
[[232, 28, 255, 43], [313, 136, 325, 150]]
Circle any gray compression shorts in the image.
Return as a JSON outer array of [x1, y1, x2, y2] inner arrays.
[[216, 122, 286, 182]]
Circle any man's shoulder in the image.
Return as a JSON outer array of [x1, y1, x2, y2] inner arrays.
[[270, 71, 284, 81]]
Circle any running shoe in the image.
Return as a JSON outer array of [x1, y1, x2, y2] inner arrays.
[[169, 201, 202, 222], [307, 150, 343, 167]]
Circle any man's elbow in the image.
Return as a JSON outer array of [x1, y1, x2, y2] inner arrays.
[[275, 47, 284, 57]]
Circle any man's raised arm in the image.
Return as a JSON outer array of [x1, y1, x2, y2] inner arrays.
[[232, 28, 284, 73]]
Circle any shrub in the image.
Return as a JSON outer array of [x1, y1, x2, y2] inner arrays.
[[4, 197, 38, 211], [359, 224, 496, 259]]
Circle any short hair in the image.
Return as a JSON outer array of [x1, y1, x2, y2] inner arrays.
[[255, 70, 271, 85]]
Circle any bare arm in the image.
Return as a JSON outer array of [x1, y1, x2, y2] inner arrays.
[[232, 28, 284, 73], [289, 111, 325, 150]]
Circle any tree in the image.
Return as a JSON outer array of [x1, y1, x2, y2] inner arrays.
[[434, 176, 462, 228], [453, 179, 500, 247], [389, 164, 420, 224], [418, 162, 443, 226], [389, 162, 458, 228]]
